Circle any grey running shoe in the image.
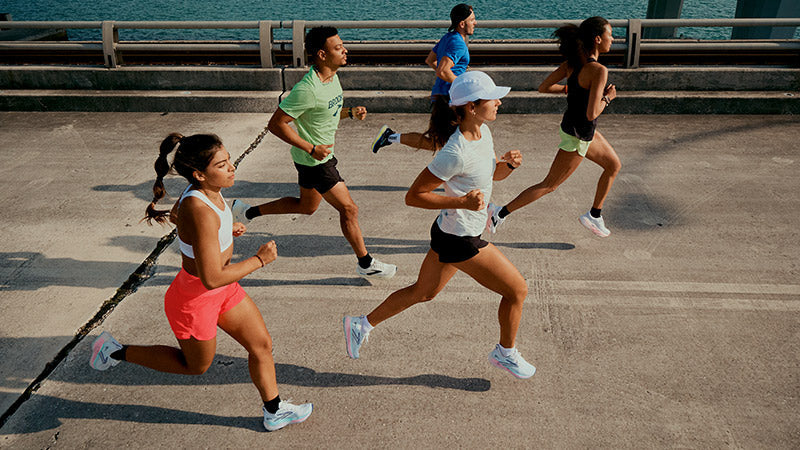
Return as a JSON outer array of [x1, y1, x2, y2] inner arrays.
[[356, 257, 397, 279], [488, 344, 536, 379], [343, 315, 369, 359], [89, 331, 123, 371], [371, 125, 394, 153], [579, 212, 610, 237], [231, 199, 251, 224], [263, 401, 313, 431], [485, 202, 505, 234]]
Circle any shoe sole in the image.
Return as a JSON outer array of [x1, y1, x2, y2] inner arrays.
[[90, 336, 107, 370], [343, 316, 358, 359], [579, 216, 610, 238], [231, 200, 251, 224], [264, 405, 313, 431], [371, 125, 389, 153], [489, 355, 535, 379]]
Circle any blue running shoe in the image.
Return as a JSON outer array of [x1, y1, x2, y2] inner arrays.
[[488, 344, 535, 379], [89, 331, 123, 371], [263, 401, 313, 431], [343, 315, 369, 359]]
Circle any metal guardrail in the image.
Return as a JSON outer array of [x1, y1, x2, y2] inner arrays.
[[1, 18, 799, 69]]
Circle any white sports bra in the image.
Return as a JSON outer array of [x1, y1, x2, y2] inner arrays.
[[176, 186, 233, 258]]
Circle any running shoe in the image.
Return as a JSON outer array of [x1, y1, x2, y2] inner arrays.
[[485, 202, 505, 234], [263, 401, 313, 431], [371, 125, 394, 153], [231, 199, 251, 224], [89, 331, 123, 371], [356, 257, 397, 279], [343, 315, 369, 359], [579, 212, 610, 237], [488, 344, 536, 379]]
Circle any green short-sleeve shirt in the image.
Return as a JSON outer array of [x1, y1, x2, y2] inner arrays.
[[279, 67, 344, 166]]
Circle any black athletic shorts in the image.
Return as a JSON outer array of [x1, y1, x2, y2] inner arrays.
[[429, 220, 488, 264], [294, 156, 344, 194]]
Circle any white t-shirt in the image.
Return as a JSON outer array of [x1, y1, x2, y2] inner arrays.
[[427, 124, 496, 237]]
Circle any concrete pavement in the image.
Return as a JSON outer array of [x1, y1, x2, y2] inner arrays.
[[0, 111, 798, 447]]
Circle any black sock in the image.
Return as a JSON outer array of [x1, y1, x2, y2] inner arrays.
[[498, 206, 511, 219], [110, 345, 128, 362], [264, 395, 281, 414], [245, 207, 261, 220], [590, 207, 602, 218], [358, 253, 373, 269]]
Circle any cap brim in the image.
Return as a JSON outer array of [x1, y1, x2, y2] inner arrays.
[[449, 86, 511, 106]]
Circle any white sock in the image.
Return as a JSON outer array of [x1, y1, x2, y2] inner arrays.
[[361, 316, 374, 333], [388, 133, 401, 143], [498, 344, 515, 357]]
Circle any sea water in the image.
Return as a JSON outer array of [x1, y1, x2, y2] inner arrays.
[[3, 0, 795, 41]]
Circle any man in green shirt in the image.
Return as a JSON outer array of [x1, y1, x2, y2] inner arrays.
[[232, 26, 396, 279]]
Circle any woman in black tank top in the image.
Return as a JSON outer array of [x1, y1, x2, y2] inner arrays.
[[485, 16, 621, 238]]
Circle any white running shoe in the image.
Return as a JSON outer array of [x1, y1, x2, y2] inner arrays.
[[488, 344, 536, 379], [231, 199, 251, 224], [485, 202, 505, 234], [262, 401, 313, 431], [89, 331, 123, 371], [356, 257, 397, 279], [579, 212, 610, 237], [343, 315, 369, 359]]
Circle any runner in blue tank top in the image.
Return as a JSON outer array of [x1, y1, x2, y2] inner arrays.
[[487, 16, 621, 238]]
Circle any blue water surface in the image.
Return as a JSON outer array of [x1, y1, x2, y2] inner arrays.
[[3, 0, 795, 40]]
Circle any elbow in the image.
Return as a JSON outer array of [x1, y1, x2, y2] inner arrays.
[[538, 84, 548, 93]]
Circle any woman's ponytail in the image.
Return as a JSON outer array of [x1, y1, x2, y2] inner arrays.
[[144, 133, 182, 225], [555, 16, 609, 68]]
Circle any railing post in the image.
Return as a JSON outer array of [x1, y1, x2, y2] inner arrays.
[[102, 20, 119, 68], [625, 19, 641, 69], [292, 20, 306, 67], [259, 21, 273, 68]]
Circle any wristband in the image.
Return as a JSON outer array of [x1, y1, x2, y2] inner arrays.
[[348, 108, 354, 119], [255, 254, 265, 267], [602, 96, 611, 106], [506, 162, 516, 170], [310, 145, 316, 156]]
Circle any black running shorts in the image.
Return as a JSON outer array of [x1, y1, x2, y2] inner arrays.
[[294, 156, 344, 194], [429, 220, 488, 264]]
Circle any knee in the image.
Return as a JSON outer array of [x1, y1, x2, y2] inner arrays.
[[506, 282, 528, 305], [185, 359, 213, 375], [539, 182, 559, 195], [606, 159, 622, 176], [410, 284, 439, 303], [248, 336, 274, 360], [339, 202, 359, 221], [298, 203, 319, 215]]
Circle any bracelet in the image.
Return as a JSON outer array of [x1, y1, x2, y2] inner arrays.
[[602, 96, 611, 106], [310, 145, 316, 156], [254, 254, 265, 267], [506, 162, 516, 170]]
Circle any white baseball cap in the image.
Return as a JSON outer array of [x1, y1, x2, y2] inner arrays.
[[448, 71, 511, 106]]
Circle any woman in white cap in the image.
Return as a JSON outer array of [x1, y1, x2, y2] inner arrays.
[[343, 71, 535, 379]]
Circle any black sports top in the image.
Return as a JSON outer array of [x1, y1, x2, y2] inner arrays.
[[560, 58, 597, 142]]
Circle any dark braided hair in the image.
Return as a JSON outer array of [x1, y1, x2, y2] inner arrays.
[[144, 133, 223, 225]]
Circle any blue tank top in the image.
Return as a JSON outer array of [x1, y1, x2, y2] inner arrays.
[[560, 58, 598, 142]]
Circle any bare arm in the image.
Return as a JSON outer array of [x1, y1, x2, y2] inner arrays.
[[585, 63, 615, 121], [405, 168, 484, 211], [425, 50, 438, 70], [435, 56, 457, 83], [179, 198, 276, 290], [493, 150, 522, 181], [538, 61, 570, 94], [267, 107, 332, 161]]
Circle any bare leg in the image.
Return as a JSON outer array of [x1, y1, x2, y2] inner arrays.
[[399, 133, 437, 152], [366, 250, 457, 326], [124, 338, 216, 375], [253, 186, 322, 216], [505, 149, 584, 213], [322, 182, 368, 258], [454, 244, 527, 348], [583, 130, 621, 210], [218, 295, 278, 401]]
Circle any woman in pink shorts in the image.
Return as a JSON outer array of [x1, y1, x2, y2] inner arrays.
[[89, 133, 312, 432]]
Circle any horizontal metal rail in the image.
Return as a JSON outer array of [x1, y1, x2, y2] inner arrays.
[[1, 19, 798, 68]]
